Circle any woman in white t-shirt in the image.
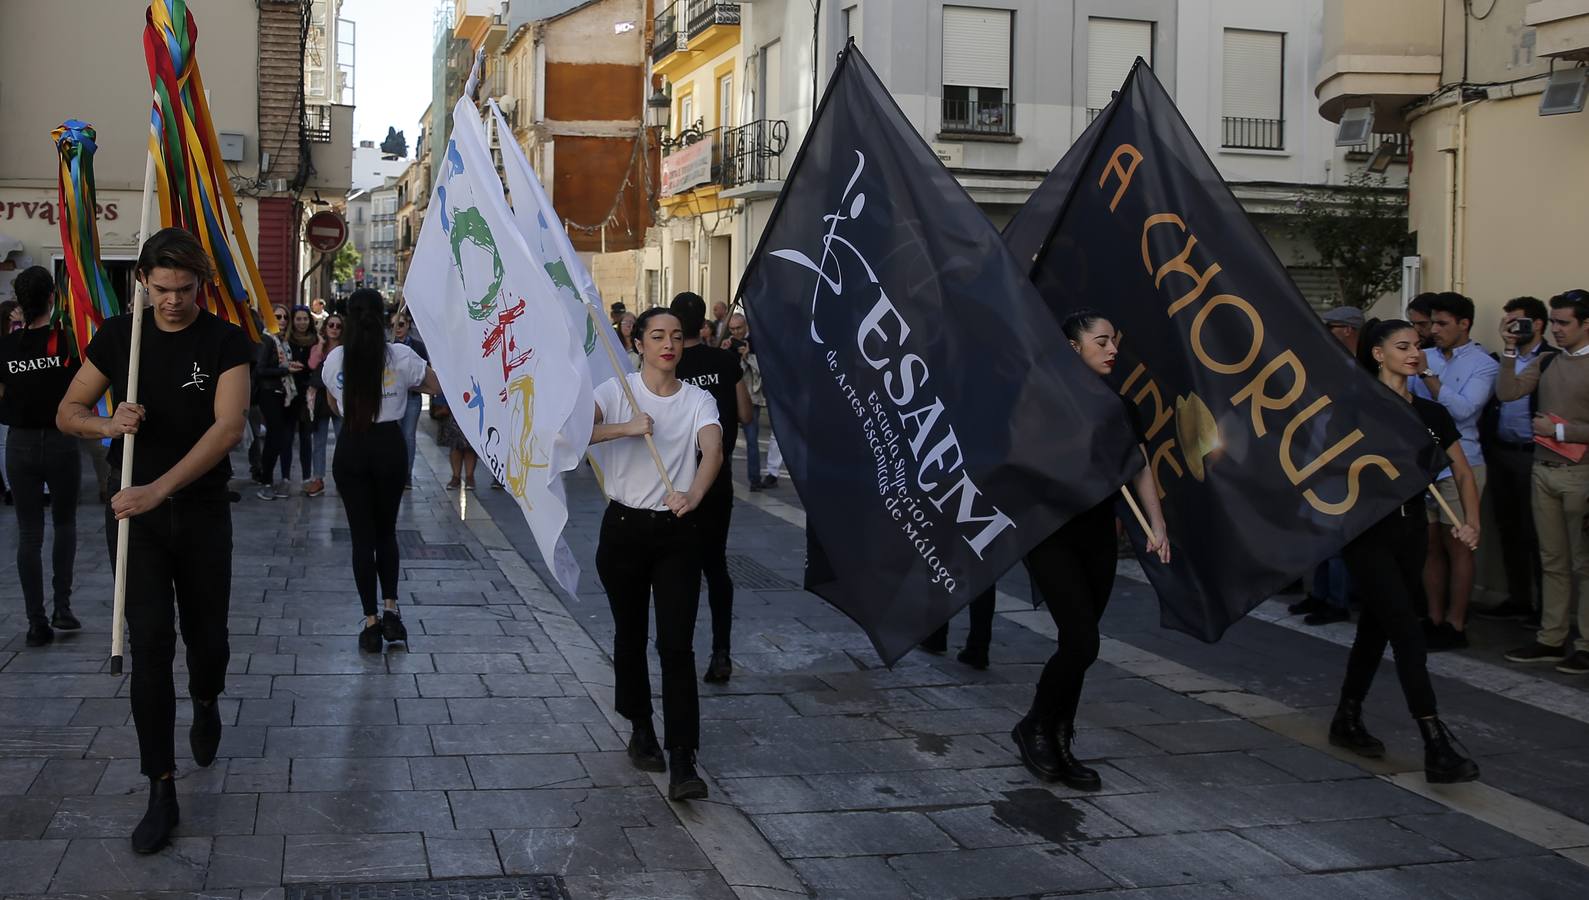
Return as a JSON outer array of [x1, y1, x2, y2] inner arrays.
[[321, 289, 441, 653], [590, 307, 723, 802]]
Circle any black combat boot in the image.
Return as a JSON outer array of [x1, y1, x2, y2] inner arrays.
[[1328, 697, 1385, 758], [1418, 716, 1480, 784], [1010, 713, 1063, 782], [1048, 720, 1101, 791], [626, 718, 666, 773]]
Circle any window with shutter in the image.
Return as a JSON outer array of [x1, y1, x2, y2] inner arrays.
[[941, 6, 1014, 135], [1222, 29, 1284, 150], [1087, 18, 1152, 114]]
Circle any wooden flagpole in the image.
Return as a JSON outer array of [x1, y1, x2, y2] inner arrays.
[[1118, 485, 1153, 540], [1429, 489, 1466, 530], [584, 301, 675, 494], [109, 149, 158, 676]]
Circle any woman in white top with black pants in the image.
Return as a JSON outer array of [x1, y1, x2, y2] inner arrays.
[[321, 289, 441, 653], [592, 307, 723, 801]]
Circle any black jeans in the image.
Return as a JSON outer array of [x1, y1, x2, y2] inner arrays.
[[596, 502, 702, 750], [926, 587, 996, 651], [123, 493, 232, 777], [1489, 443, 1542, 609], [697, 479, 735, 652], [7, 428, 81, 624], [1341, 501, 1438, 718], [257, 391, 294, 481], [332, 421, 407, 617], [1026, 501, 1118, 726]]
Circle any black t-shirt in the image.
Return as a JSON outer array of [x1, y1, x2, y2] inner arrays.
[[0, 327, 79, 429], [86, 310, 253, 496], [1411, 394, 1461, 481], [675, 343, 743, 463]]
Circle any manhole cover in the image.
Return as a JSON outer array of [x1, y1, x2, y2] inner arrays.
[[326, 529, 473, 560], [724, 554, 799, 589], [286, 874, 568, 899]]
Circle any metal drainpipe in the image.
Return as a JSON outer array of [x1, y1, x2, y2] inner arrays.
[[1452, 98, 1481, 294]]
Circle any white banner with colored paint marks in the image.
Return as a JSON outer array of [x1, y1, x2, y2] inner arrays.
[[488, 100, 632, 479], [404, 95, 592, 596]]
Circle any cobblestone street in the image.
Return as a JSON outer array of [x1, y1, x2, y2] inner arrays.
[[0, 421, 1586, 899]]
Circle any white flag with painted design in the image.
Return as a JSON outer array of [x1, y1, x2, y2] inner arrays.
[[403, 94, 591, 595]]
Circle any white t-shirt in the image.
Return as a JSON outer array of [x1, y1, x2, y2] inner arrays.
[[321, 343, 428, 423], [594, 372, 720, 511]]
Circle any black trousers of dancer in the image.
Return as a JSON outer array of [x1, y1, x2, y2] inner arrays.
[[1025, 500, 1118, 726], [7, 428, 81, 624], [1488, 442, 1542, 610], [926, 588, 997, 650], [332, 421, 407, 616], [257, 390, 295, 481], [596, 502, 702, 750], [1340, 500, 1439, 718], [697, 477, 735, 652], [121, 494, 232, 777]]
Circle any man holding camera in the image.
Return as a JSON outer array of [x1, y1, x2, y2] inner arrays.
[[1480, 297, 1555, 623], [1499, 290, 1589, 675]]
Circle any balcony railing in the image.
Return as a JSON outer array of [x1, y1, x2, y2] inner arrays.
[[1344, 131, 1410, 162], [1222, 116, 1285, 151], [1086, 107, 1103, 123], [721, 119, 789, 189], [940, 99, 1014, 136], [302, 103, 333, 143], [653, 1, 741, 62]]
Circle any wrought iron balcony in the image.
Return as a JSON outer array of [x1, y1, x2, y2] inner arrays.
[[941, 99, 1014, 137], [1221, 116, 1285, 151], [721, 119, 790, 190], [302, 103, 333, 144], [653, 1, 741, 63], [1344, 132, 1410, 162]]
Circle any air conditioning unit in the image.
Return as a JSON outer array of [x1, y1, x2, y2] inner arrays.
[[676, 30, 689, 51]]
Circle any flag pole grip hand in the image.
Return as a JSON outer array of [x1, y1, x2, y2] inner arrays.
[[1428, 489, 1478, 550], [583, 302, 676, 495]]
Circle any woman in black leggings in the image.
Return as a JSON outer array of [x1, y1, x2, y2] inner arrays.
[[1329, 319, 1480, 783], [321, 289, 441, 652], [1011, 310, 1171, 790]]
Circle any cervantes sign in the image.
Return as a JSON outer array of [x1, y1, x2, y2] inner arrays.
[[660, 136, 714, 197], [0, 198, 120, 225]]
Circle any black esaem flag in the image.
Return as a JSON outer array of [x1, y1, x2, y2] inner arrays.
[[738, 45, 1143, 665], [1004, 60, 1434, 641]]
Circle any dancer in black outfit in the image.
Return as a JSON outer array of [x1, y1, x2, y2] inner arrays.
[[669, 292, 751, 684], [591, 308, 723, 801], [0, 267, 84, 647], [1010, 311, 1171, 790], [57, 228, 253, 854], [1328, 319, 1481, 783], [320, 289, 441, 652]]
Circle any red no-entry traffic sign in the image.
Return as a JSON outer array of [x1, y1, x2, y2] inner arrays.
[[305, 210, 348, 254]]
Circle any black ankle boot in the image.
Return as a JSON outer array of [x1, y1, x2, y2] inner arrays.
[[1328, 698, 1385, 759], [1010, 714, 1063, 782], [131, 777, 179, 854], [667, 749, 708, 801], [190, 698, 223, 768], [956, 644, 989, 671], [1048, 721, 1101, 791], [1418, 716, 1480, 784], [626, 719, 666, 773]]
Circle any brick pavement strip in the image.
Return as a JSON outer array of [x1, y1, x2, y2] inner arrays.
[[0, 432, 1586, 897]]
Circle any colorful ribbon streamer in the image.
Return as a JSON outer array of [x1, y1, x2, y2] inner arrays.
[[51, 119, 122, 361], [143, 0, 276, 338]]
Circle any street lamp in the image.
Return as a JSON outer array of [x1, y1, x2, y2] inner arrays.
[[647, 85, 672, 134]]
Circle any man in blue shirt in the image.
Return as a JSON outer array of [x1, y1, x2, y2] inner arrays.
[[1480, 297, 1554, 623], [1412, 292, 1498, 650]]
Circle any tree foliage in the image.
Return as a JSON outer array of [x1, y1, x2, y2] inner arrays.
[[332, 242, 361, 285], [1288, 172, 1413, 309]]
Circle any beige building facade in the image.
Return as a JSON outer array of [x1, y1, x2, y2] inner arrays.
[[1317, 0, 1589, 339]]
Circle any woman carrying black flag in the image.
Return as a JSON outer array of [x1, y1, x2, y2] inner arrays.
[[1011, 310, 1171, 790], [590, 307, 722, 802], [1328, 319, 1481, 784]]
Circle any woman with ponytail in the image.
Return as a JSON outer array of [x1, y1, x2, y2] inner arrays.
[[1328, 318, 1481, 784], [320, 289, 441, 652]]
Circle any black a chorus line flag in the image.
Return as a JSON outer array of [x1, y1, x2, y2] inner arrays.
[[1003, 60, 1435, 641], [737, 43, 1143, 666]]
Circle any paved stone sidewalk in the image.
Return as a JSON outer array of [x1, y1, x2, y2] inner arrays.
[[0, 417, 1586, 899]]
